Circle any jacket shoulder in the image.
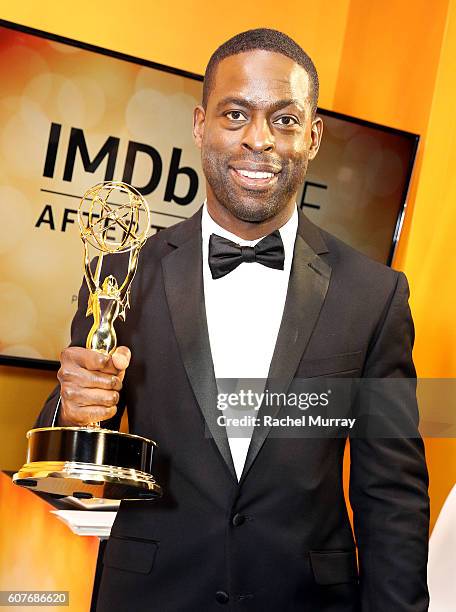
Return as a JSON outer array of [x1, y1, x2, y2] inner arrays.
[[321, 225, 399, 278], [141, 208, 202, 260], [313, 223, 403, 303]]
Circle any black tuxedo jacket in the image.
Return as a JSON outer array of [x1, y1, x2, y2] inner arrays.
[[36, 208, 429, 612]]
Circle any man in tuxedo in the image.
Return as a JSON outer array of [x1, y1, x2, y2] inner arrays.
[[35, 28, 429, 611]]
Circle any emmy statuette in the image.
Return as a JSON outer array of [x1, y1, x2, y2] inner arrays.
[[13, 182, 162, 505]]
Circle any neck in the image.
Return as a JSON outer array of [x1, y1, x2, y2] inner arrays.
[[206, 195, 296, 240]]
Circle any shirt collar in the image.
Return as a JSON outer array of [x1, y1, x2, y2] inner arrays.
[[201, 199, 298, 267]]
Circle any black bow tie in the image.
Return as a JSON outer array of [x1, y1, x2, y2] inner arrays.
[[208, 231, 285, 279]]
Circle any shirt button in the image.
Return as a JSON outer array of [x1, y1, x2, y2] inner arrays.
[[232, 513, 246, 526], [215, 590, 229, 604]]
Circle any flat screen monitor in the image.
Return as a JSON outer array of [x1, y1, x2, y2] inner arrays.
[[0, 19, 419, 367]]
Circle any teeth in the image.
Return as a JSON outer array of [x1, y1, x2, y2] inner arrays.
[[237, 169, 274, 179]]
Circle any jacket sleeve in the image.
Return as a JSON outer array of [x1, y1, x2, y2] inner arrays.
[[33, 277, 126, 431], [349, 271, 430, 611]]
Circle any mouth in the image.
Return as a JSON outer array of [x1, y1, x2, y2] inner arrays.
[[229, 167, 280, 190]]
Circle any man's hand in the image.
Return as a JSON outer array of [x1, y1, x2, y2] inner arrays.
[[56, 346, 131, 426]]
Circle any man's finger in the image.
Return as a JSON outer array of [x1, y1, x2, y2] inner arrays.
[[62, 386, 120, 408], [63, 347, 110, 372], [63, 404, 118, 426], [111, 346, 131, 371], [97, 347, 131, 380], [59, 366, 122, 391]]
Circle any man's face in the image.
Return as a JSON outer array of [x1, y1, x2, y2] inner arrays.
[[193, 50, 323, 223]]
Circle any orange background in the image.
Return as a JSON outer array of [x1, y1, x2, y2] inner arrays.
[[0, 0, 455, 548], [0, 472, 98, 610]]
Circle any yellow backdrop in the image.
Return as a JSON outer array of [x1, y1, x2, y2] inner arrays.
[[1, 0, 455, 534], [0, 472, 98, 610]]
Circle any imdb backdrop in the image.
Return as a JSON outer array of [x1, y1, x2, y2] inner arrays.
[[0, 23, 416, 364], [0, 25, 204, 364]]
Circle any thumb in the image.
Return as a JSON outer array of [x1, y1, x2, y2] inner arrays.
[[111, 346, 131, 373]]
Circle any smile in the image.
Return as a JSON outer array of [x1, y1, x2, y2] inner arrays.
[[229, 167, 279, 190]]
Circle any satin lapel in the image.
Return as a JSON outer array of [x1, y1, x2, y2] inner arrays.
[[239, 231, 332, 484], [161, 226, 237, 482]]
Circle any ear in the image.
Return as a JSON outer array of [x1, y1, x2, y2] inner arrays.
[[193, 105, 206, 149], [308, 115, 323, 161]]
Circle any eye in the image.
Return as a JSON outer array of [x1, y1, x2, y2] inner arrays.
[[225, 110, 247, 121], [274, 116, 299, 126]]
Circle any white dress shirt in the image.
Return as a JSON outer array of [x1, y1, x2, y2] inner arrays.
[[201, 201, 298, 480]]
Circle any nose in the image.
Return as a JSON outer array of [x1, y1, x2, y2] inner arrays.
[[241, 116, 274, 153]]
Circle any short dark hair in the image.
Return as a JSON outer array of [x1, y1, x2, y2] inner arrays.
[[202, 28, 319, 116]]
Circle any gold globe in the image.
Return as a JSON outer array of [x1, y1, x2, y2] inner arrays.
[[78, 181, 151, 254]]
